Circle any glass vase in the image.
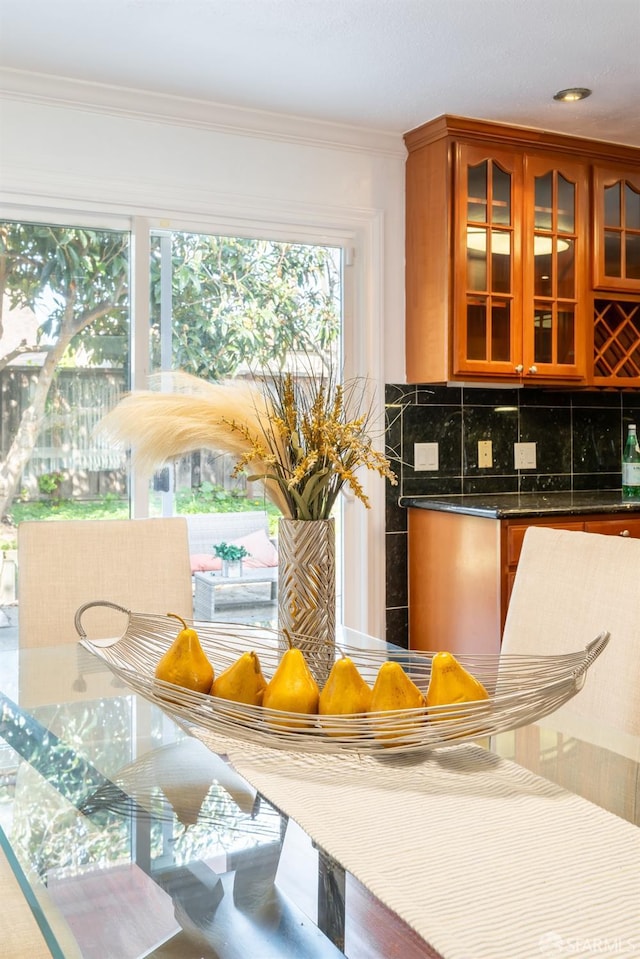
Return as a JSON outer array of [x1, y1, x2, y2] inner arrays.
[[277, 517, 336, 683]]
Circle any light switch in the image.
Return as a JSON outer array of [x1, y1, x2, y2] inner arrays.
[[414, 442, 439, 471], [514, 442, 537, 470]]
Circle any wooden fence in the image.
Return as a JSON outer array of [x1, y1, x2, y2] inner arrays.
[[0, 367, 242, 500]]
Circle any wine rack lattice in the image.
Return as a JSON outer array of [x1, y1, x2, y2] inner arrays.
[[593, 299, 640, 382]]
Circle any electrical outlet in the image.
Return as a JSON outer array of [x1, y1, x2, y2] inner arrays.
[[478, 440, 493, 468], [514, 442, 537, 470], [414, 442, 439, 471]]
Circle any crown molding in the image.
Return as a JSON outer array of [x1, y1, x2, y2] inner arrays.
[[0, 67, 406, 159], [0, 161, 383, 243]]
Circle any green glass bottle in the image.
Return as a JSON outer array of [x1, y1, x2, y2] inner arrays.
[[622, 423, 640, 499]]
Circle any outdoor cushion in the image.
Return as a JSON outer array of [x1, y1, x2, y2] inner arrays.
[[232, 528, 278, 568], [190, 553, 223, 573]]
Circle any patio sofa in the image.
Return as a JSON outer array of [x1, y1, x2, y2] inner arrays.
[[184, 510, 278, 574], [185, 510, 279, 617]]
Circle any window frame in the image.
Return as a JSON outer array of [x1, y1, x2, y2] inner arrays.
[[1, 202, 387, 636]]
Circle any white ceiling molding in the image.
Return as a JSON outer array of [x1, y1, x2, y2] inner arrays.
[[0, 67, 406, 159]]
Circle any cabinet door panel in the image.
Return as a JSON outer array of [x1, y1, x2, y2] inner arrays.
[[594, 167, 640, 292], [584, 517, 640, 538], [522, 156, 589, 381], [453, 144, 523, 377], [506, 520, 584, 567]]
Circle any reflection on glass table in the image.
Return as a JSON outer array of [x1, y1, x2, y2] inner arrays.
[[1, 638, 435, 959], [0, 645, 345, 959], [0, 633, 638, 959]]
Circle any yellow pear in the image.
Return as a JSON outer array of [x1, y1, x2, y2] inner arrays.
[[154, 613, 214, 694], [318, 654, 372, 737], [369, 660, 426, 744], [262, 646, 319, 729], [426, 652, 489, 720], [211, 650, 267, 706]]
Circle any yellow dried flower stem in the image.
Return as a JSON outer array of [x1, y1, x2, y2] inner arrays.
[[99, 366, 397, 523]]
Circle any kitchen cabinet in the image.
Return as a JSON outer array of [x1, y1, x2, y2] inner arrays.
[[591, 167, 640, 384], [593, 167, 640, 292], [452, 144, 588, 382], [405, 116, 640, 386], [583, 516, 640, 536], [592, 294, 640, 383], [408, 506, 640, 657]]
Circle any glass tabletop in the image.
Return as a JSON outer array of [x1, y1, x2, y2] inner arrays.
[[0, 635, 638, 959]]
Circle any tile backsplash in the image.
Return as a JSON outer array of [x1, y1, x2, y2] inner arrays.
[[384, 383, 640, 648]]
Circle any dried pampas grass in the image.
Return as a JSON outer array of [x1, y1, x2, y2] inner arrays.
[[100, 366, 396, 521], [99, 371, 291, 515]]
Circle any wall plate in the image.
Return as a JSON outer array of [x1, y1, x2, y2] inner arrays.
[[514, 442, 537, 470], [414, 442, 439, 471], [478, 440, 493, 468]]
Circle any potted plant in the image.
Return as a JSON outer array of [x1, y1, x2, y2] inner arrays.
[[214, 542, 249, 578], [100, 360, 397, 667]]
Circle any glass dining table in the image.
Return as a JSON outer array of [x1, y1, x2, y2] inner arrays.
[[0, 627, 638, 959]]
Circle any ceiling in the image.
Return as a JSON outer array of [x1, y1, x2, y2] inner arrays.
[[1, 0, 640, 147]]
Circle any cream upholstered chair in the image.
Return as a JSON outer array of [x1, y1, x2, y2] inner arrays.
[[0, 844, 52, 959], [501, 525, 640, 737], [18, 518, 193, 647]]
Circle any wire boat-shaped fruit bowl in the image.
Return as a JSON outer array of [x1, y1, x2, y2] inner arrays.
[[75, 602, 610, 755]]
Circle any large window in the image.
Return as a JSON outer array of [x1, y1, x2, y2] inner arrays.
[[0, 221, 131, 524], [147, 230, 341, 506], [147, 229, 344, 625], [1, 219, 344, 628]]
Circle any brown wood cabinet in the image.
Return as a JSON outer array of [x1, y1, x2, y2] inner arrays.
[[452, 144, 589, 382], [405, 116, 640, 387], [408, 507, 640, 657], [593, 167, 640, 292], [591, 166, 640, 383], [592, 294, 640, 383]]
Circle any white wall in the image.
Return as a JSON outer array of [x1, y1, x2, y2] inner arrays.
[[0, 69, 407, 636], [0, 69, 406, 381]]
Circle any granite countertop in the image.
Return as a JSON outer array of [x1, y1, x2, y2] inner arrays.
[[399, 490, 640, 519]]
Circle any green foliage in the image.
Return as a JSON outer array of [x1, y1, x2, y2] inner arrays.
[[37, 471, 64, 496], [174, 483, 280, 535], [1, 220, 339, 522], [5, 485, 281, 549], [213, 541, 249, 561], [149, 233, 340, 380], [8, 495, 129, 532], [176, 484, 236, 512], [0, 221, 130, 365]]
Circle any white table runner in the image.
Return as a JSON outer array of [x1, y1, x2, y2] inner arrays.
[[195, 732, 639, 959]]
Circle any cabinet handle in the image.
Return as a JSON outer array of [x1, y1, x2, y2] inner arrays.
[[620, 529, 631, 537], [515, 364, 524, 373], [528, 365, 538, 374]]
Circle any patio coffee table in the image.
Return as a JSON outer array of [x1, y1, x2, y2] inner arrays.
[[194, 569, 278, 617]]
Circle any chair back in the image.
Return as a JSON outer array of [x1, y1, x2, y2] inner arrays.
[[18, 518, 193, 647], [501, 525, 640, 736]]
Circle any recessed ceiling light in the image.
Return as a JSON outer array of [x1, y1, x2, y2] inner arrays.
[[553, 87, 592, 103]]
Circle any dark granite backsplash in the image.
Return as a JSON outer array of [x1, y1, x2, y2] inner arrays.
[[384, 383, 640, 648]]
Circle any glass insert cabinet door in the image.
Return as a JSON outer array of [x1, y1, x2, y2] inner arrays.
[[593, 167, 640, 292], [453, 144, 523, 377], [521, 155, 589, 381], [453, 145, 588, 382]]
